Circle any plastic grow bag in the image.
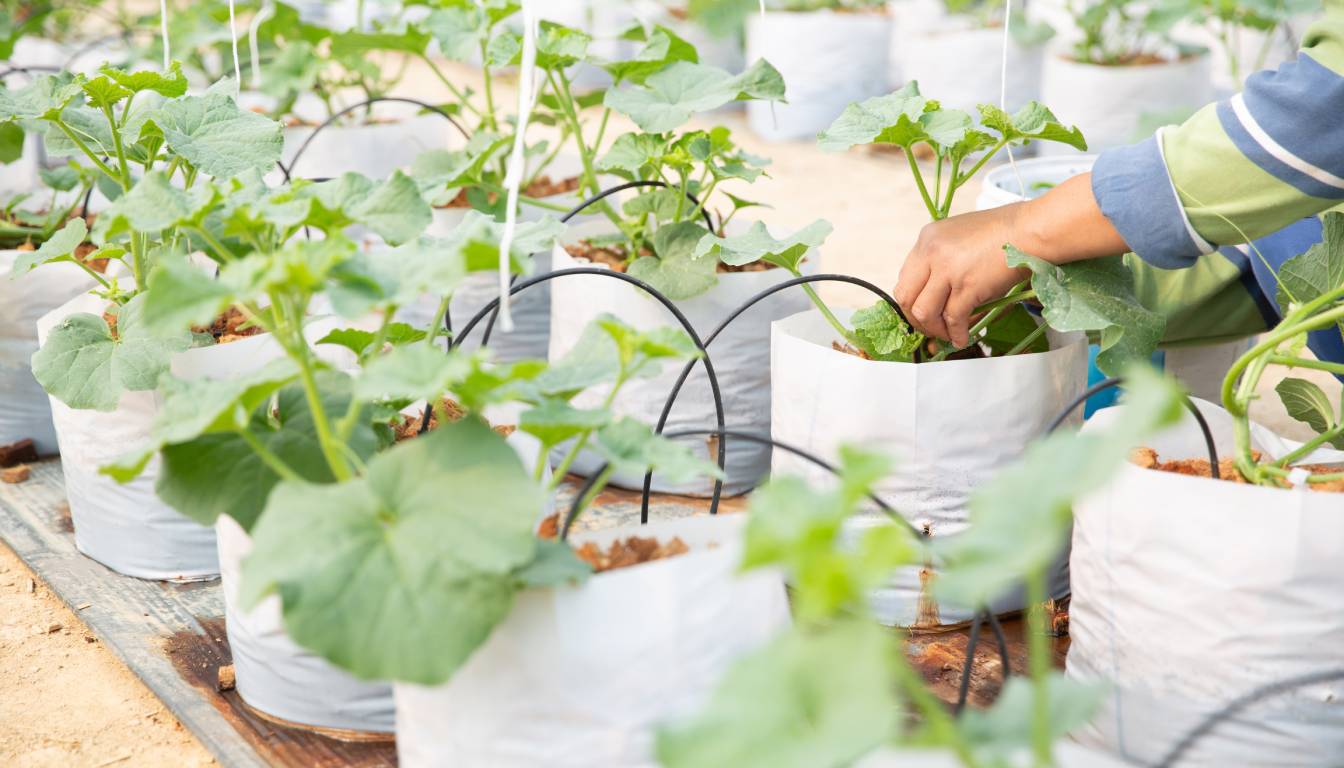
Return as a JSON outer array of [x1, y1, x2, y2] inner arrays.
[[282, 112, 457, 180], [1069, 399, 1344, 767], [547, 221, 812, 496], [889, 0, 1044, 112], [34, 294, 341, 580], [0, 250, 99, 454], [1039, 52, 1213, 155], [746, 10, 892, 141], [770, 308, 1084, 626], [393, 513, 790, 768]]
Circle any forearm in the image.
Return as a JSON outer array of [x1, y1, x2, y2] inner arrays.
[[1006, 173, 1130, 265]]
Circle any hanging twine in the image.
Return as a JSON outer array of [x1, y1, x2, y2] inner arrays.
[[1001, 0, 1025, 197], [227, 0, 242, 95], [496, 0, 541, 333], [248, 1, 276, 90], [159, 0, 171, 70]]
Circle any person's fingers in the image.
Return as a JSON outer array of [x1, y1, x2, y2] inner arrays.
[[942, 290, 977, 348], [909, 277, 952, 342], [893, 256, 930, 313]]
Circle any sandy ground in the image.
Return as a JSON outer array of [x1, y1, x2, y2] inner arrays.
[[0, 545, 215, 767], [0, 50, 1331, 766]]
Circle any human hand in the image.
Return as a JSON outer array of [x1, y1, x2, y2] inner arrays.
[[893, 204, 1031, 348]]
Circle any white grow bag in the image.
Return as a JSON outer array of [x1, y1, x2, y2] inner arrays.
[[1039, 51, 1213, 155], [1069, 399, 1344, 767], [217, 515, 397, 733], [889, 0, 1044, 112], [218, 417, 549, 734], [34, 294, 338, 580], [770, 309, 1085, 625], [548, 221, 812, 496], [394, 513, 791, 768], [0, 251, 99, 454], [282, 113, 458, 180], [746, 10, 892, 141]]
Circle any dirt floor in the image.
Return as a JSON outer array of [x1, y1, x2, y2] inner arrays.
[[0, 50, 1331, 765], [0, 544, 216, 767]]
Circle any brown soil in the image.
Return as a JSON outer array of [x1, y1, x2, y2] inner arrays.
[[0, 439, 39, 468], [1065, 51, 1198, 67], [565, 239, 777, 274], [1, 465, 31, 484], [392, 397, 515, 441], [833, 341, 873, 360], [0, 543, 215, 767], [439, 175, 581, 209], [534, 512, 692, 573], [192, 307, 264, 344], [1130, 447, 1344, 492]]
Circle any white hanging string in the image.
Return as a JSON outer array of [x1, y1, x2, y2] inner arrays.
[[227, 0, 242, 95], [496, 1, 541, 333], [1001, 0, 1025, 198], [760, 0, 776, 129], [248, 0, 275, 90], [159, 0, 171, 70]]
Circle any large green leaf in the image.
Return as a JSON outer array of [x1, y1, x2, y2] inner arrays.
[[1275, 211, 1344, 313], [32, 294, 192, 411], [655, 621, 901, 768], [354, 344, 474, 402], [94, 171, 218, 240], [100, 61, 190, 98], [1276, 377, 1344, 448], [239, 418, 555, 684], [604, 59, 785, 133], [0, 121, 23, 164], [349, 170, 432, 246], [693, 220, 829, 272], [591, 417, 724, 483], [156, 380, 381, 530], [12, 218, 87, 275], [627, 221, 718, 300], [518, 400, 612, 449], [934, 366, 1185, 607], [816, 83, 928, 152], [149, 92, 284, 177], [602, 24, 699, 85], [978, 102, 1087, 151], [851, 301, 920, 362], [1006, 246, 1164, 377], [0, 73, 81, 121]]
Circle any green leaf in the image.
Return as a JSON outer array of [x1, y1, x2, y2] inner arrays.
[[350, 170, 432, 245], [519, 400, 612, 449], [1276, 377, 1344, 448], [239, 418, 552, 684], [37, 164, 81, 191], [0, 122, 24, 164], [981, 304, 1050, 356], [0, 73, 81, 121], [851, 301, 921, 362], [592, 417, 724, 483], [603, 24, 699, 85], [1276, 211, 1344, 313], [514, 538, 592, 588], [978, 101, 1087, 151], [12, 218, 86, 275], [693, 220, 829, 272], [934, 366, 1185, 607], [100, 61, 190, 98], [627, 221, 718, 300], [597, 131, 667, 176], [95, 171, 217, 239], [329, 27, 432, 58], [604, 59, 785, 133], [354, 344, 475, 402], [32, 294, 193, 411], [655, 621, 902, 768], [1005, 246, 1164, 377], [816, 83, 928, 152], [959, 674, 1107, 759], [141, 256, 239, 335], [80, 76, 132, 110], [426, 5, 493, 60], [156, 378, 381, 530], [149, 92, 284, 178], [533, 319, 622, 398], [316, 324, 426, 357]]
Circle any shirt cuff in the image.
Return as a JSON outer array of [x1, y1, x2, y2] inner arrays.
[[1091, 130, 1215, 270]]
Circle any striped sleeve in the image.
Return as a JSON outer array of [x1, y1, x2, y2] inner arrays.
[[1091, 0, 1344, 269]]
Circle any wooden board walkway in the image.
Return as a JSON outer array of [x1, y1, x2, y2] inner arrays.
[[0, 458, 1057, 767]]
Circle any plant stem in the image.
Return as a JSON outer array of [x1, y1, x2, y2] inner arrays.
[[275, 293, 350, 481], [187, 225, 233, 263], [238, 429, 304, 482], [479, 41, 498, 132], [53, 120, 122, 186], [1026, 568, 1053, 768], [570, 465, 614, 522], [1267, 354, 1344, 376], [548, 372, 626, 492], [955, 138, 1009, 193], [101, 104, 132, 189], [1007, 322, 1048, 356], [419, 54, 483, 119], [798, 278, 858, 346], [904, 145, 939, 220], [1275, 424, 1344, 469]]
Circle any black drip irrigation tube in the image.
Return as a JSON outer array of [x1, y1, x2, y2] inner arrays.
[[427, 266, 730, 513], [1154, 667, 1344, 768], [635, 272, 918, 524], [0, 64, 61, 79], [468, 180, 715, 349], [275, 96, 470, 183]]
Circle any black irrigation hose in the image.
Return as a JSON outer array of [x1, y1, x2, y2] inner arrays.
[[953, 608, 1014, 714], [558, 428, 918, 541], [1155, 668, 1344, 768], [276, 96, 470, 182], [985, 611, 1011, 679], [435, 268, 729, 513], [0, 64, 61, 79], [474, 180, 714, 349], [1044, 376, 1220, 478], [636, 272, 917, 524]]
